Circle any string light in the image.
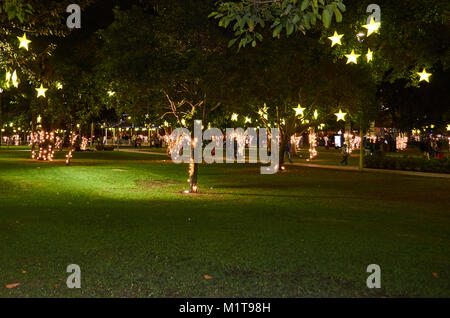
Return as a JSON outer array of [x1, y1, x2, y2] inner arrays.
[[308, 129, 317, 160]]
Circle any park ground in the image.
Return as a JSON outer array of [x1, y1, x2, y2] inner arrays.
[[0, 147, 449, 297]]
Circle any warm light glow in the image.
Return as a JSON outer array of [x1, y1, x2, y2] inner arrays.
[[17, 33, 31, 50], [328, 31, 344, 47], [334, 109, 347, 121], [245, 116, 252, 123], [366, 48, 373, 62], [11, 70, 19, 87], [417, 68, 431, 82], [108, 90, 115, 96], [56, 82, 63, 89], [231, 113, 238, 121], [36, 84, 48, 97], [293, 104, 305, 117], [313, 110, 318, 120], [345, 50, 360, 64], [362, 17, 381, 36]]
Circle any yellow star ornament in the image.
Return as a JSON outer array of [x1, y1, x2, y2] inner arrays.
[[17, 33, 31, 50], [231, 113, 239, 121], [293, 105, 305, 117], [36, 84, 48, 98], [362, 17, 381, 37], [334, 109, 347, 121], [245, 116, 252, 124], [328, 31, 344, 47], [417, 68, 431, 82], [366, 48, 373, 62], [345, 50, 360, 64]]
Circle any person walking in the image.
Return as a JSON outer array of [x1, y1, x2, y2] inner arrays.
[[285, 140, 293, 164], [340, 142, 350, 166]]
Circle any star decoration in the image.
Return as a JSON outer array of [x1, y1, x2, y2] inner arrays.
[[245, 116, 252, 124], [17, 33, 31, 50], [366, 48, 373, 62], [334, 109, 347, 121], [447, 124, 450, 132], [328, 31, 344, 47], [11, 71, 19, 87], [35, 84, 48, 98], [345, 50, 360, 64], [231, 113, 238, 121], [293, 105, 305, 117], [108, 91, 115, 96], [313, 110, 318, 120], [417, 68, 431, 82], [56, 82, 63, 90], [362, 17, 381, 37]]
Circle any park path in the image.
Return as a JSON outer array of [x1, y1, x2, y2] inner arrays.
[[291, 162, 450, 179], [117, 148, 450, 179]]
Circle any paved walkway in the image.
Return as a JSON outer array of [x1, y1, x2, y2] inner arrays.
[[118, 148, 449, 179], [291, 162, 450, 179]]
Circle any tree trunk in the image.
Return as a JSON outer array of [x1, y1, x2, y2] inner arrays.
[[189, 140, 198, 193]]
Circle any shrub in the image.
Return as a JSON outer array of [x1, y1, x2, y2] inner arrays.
[[364, 155, 449, 173]]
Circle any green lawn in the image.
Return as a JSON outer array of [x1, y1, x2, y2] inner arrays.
[[0, 149, 449, 297]]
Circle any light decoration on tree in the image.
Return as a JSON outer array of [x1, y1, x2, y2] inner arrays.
[[328, 31, 344, 47], [80, 137, 88, 151], [334, 109, 347, 121], [308, 128, 317, 160], [313, 110, 319, 120], [107, 90, 115, 96], [344, 133, 361, 153], [231, 113, 239, 121], [17, 33, 31, 50], [36, 84, 48, 97], [362, 17, 381, 36], [56, 82, 63, 90], [66, 132, 78, 165], [293, 105, 305, 117], [417, 69, 431, 82], [447, 124, 450, 132], [55, 136, 62, 149], [34, 131, 55, 161], [396, 135, 408, 151], [11, 70, 19, 87], [245, 116, 252, 124], [366, 48, 373, 62], [345, 50, 360, 64]]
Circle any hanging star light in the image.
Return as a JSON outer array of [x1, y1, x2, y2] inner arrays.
[[334, 109, 347, 121], [345, 50, 360, 64], [17, 33, 31, 50], [417, 68, 431, 82], [293, 104, 305, 117], [245, 116, 252, 123], [56, 82, 63, 89], [108, 90, 115, 96], [36, 84, 48, 97], [362, 17, 381, 37], [11, 70, 19, 87], [366, 48, 373, 62], [313, 110, 318, 120], [231, 113, 239, 121], [328, 31, 344, 47]]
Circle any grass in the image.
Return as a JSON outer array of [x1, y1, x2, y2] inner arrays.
[[0, 149, 449, 297]]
